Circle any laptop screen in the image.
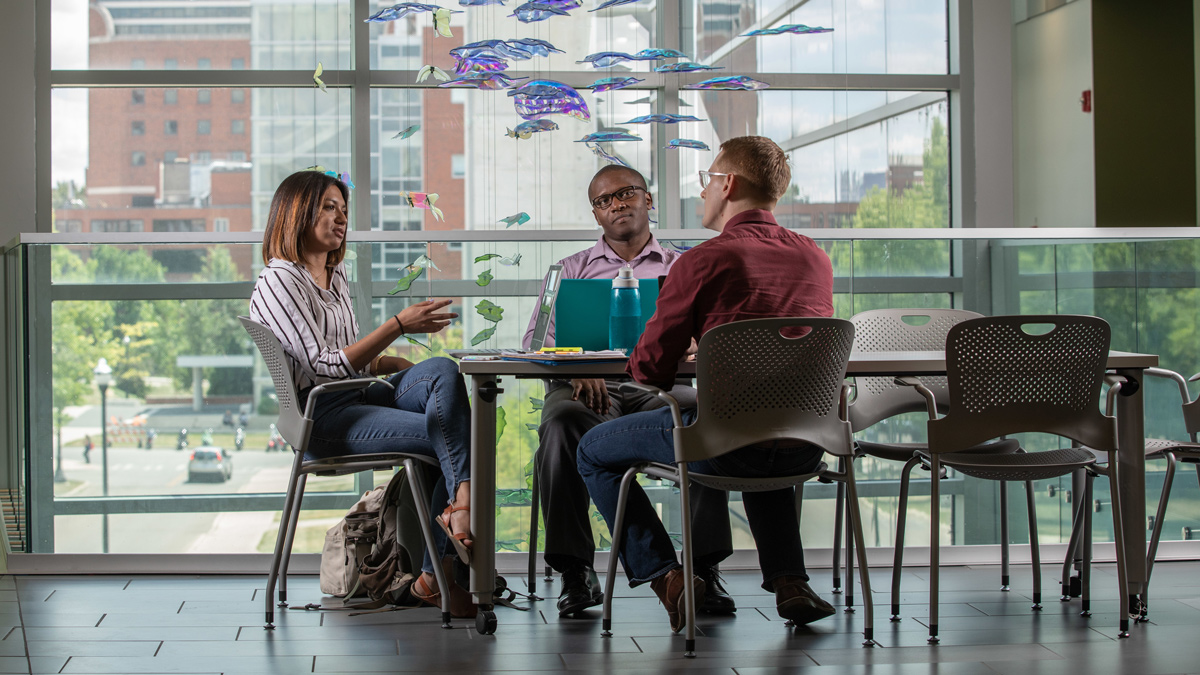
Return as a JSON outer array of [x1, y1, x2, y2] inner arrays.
[[555, 278, 660, 351], [528, 264, 562, 351]]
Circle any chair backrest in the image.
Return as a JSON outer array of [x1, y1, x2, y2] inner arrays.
[[679, 317, 855, 463], [847, 308, 982, 431], [239, 316, 310, 450], [928, 314, 1117, 453]]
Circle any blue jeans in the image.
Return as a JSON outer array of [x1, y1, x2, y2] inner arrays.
[[307, 357, 471, 575], [577, 407, 823, 591]]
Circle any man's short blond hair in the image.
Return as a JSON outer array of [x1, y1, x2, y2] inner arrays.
[[717, 136, 791, 202]]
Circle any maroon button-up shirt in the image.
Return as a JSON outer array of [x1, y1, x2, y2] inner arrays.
[[627, 209, 834, 388]]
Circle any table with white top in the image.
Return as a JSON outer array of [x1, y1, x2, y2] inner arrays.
[[459, 349, 1159, 634]]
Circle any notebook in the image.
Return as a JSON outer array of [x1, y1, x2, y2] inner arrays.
[[445, 263, 563, 358], [555, 278, 660, 352]]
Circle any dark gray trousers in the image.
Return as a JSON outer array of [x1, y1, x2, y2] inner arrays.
[[536, 379, 733, 573]]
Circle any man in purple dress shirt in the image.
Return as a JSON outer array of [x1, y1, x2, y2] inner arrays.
[[523, 165, 735, 618]]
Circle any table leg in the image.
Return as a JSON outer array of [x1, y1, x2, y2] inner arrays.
[[1114, 367, 1147, 599], [470, 375, 500, 609]]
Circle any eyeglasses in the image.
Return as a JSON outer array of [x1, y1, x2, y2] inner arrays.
[[698, 171, 730, 189], [590, 185, 647, 210]]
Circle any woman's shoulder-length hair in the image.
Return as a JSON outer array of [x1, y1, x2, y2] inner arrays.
[[261, 170, 349, 268]]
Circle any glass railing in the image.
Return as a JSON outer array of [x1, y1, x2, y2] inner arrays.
[[7, 228, 1200, 560]]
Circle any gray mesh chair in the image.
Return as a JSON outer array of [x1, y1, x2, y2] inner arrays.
[[844, 309, 1032, 621], [1062, 366, 1200, 619], [600, 318, 875, 656], [901, 314, 1131, 641], [239, 317, 453, 629]]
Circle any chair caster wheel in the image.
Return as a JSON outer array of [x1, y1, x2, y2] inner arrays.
[[601, 630, 612, 638], [277, 601, 288, 608], [862, 639, 877, 647], [927, 636, 940, 644], [1118, 631, 1130, 639], [263, 624, 275, 630], [843, 607, 856, 614], [476, 609, 498, 635], [1031, 604, 1043, 611], [1000, 585, 1010, 592], [1060, 595, 1071, 602], [831, 587, 842, 595], [1080, 610, 1092, 617], [889, 615, 902, 622], [784, 619, 795, 627], [528, 594, 542, 602]]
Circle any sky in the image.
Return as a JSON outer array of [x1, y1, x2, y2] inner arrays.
[[51, 0, 88, 185]]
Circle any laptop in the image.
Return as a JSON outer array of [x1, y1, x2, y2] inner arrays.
[[445, 263, 563, 358], [555, 278, 660, 351]]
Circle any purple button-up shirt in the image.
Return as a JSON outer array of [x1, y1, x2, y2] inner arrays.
[[522, 234, 679, 349]]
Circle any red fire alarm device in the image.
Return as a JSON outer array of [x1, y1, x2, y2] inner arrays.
[[1081, 90, 1092, 113]]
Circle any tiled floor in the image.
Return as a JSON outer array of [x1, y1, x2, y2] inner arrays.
[[1, 561, 1198, 674]]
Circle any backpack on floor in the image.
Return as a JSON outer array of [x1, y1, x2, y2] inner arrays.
[[319, 464, 430, 607]]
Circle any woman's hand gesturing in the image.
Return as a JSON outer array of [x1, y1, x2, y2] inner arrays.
[[395, 299, 458, 335]]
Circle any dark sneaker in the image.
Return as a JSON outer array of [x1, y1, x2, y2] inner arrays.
[[557, 564, 603, 617], [649, 568, 706, 633], [697, 565, 737, 614], [774, 576, 835, 625]]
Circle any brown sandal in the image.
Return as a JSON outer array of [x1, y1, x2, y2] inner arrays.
[[412, 572, 441, 609], [436, 504, 473, 564], [413, 569, 477, 619]]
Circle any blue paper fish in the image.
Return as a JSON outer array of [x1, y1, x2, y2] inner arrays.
[[392, 124, 421, 139], [509, 0, 578, 22], [743, 23, 834, 36], [506, 119, 559, 139], [364, 3, 451, 22], [453, 55, 510, 74], [510, 80, 590, 121], [577, 51, 640, 68], [499, 212, 531, 227], [683, 75, 770, 91], [577, 131, 641, 143], [654, 61, 723, 73], [588, 0, 641, 11], [508, 38, 564, 57], [586, 142, 630, 167], [633, 48, 687, 60], [459, 0, 506, 4], [622, 114, 706, 124], [664, 138, 710, 150], [589, 76, 644, 92], [440, 73, 528, 90]]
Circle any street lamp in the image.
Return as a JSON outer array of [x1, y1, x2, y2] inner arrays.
[[93, 358, 112, 553]]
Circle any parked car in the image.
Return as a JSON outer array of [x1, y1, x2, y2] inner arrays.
[[187, 446, 234, 483]]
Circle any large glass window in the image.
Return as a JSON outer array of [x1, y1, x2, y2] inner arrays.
[[42, 0, 968, 558]]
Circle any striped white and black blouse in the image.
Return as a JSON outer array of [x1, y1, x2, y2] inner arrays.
[[249, 259, 366, 393]]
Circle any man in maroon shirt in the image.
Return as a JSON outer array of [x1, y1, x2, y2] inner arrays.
[[577, 136, 836, 632]]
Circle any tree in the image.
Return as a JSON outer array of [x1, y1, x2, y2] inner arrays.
[[846, 116, 951, 284]]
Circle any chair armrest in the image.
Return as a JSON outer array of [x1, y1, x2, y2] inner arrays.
[[303, 377, 394, 420], [619, 382, 684, 429], [1142, 367, 1192, 404], [893, 376, 938, 420], [1102, 374, 1128, 417]]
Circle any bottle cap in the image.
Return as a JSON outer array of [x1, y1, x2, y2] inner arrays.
[[613, 264, 638, 288]]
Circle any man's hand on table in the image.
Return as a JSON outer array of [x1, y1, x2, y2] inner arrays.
[[572, 378, 611, 415]]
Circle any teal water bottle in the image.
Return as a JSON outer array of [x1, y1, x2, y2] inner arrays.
[[608, 265, 641, 353]]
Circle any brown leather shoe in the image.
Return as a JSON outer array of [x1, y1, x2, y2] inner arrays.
[[649, 568, 706, 633], [774, 576, 835, 625]]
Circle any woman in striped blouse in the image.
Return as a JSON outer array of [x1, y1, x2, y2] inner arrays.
[[250, 170, 474, 614]]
